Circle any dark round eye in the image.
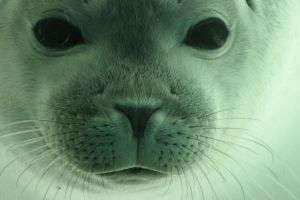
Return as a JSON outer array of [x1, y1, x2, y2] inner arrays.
[[184, 17, 229, 50], [246, 0, 255, 10], [33, 17, 84, 50]]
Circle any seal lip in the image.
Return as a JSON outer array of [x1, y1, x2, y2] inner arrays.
[[100, 166, 166, 176], [99, 167, 167, 185]]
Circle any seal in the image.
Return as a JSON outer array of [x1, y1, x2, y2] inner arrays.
[[0, 0, 299, 199]]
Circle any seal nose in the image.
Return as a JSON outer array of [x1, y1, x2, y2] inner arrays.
[[114, 104, 160, 138]]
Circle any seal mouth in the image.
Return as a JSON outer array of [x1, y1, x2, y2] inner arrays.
[[101, 167, 164, 176], [99, 167, 166, 184]]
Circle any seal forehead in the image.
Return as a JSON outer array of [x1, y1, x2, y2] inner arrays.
[[21, 0, 236, 18], [21, 0, 181, 31]]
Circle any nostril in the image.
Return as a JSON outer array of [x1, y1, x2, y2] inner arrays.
[[114, 104, 160, 138]]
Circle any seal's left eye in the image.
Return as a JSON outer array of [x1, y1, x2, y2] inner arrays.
[[33, 17, 84, 50], [184, 17, 229, 50]]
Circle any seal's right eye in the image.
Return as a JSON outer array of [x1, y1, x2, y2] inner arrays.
[[33, 17, 84, 50]]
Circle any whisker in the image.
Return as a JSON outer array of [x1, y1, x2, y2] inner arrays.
[[16, 149, 58, 185], [209, 117, 261, 122], [42, 160, 70, 200], [67, 168, 81, 200], [63, 175, 72, 199], [64, 165, 84, 200], [0, 120, 35, 131], [0, 144, 50, 178], [17, 153, 63, 199], [180, 164, 194, 200], [176, 143, 229, 200], [195, 107, 238, 120], [51, 185, 62, 200], [186, 164, 206, 200], [157, 145, 174, 196], [188, 125, 249, 132], [158, 134, 247, 200], [198, 159, 220, 200], [174, 165, 185, 200], [157, 131, 258, 157], [16, 150, 61, 200], [194, 128, 275, 161], [185, 135, 258, 155], [245, 160, 300, 200], [0, 128, 42, 140], [8, 136, 45, 151], [80, 170, 89, 200], [179, 135, 252, 199], [178, 144, 226, 182], [33, 153, 67, 191], [161, 165, 174, 197], [34, 119, 84, 126], [199, 140, 273, 200], [202, 152, 226, 181], [210, 129, 273, 149], [215, 159, 247, 200], [5, 129, 87, 153], [228, 135, 274, 160], [275, 160, 300, 187], [250, 178, 275, 200]]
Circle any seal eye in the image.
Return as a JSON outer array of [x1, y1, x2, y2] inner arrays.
[[184, 17, 229, 50], [33, 17, 84, 50], [246, 0, 255, 10]]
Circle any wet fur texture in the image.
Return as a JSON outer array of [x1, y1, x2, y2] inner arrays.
[[0, 0, 300, 200]]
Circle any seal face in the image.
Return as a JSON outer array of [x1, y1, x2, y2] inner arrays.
[[0, 0, 296, 195]]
